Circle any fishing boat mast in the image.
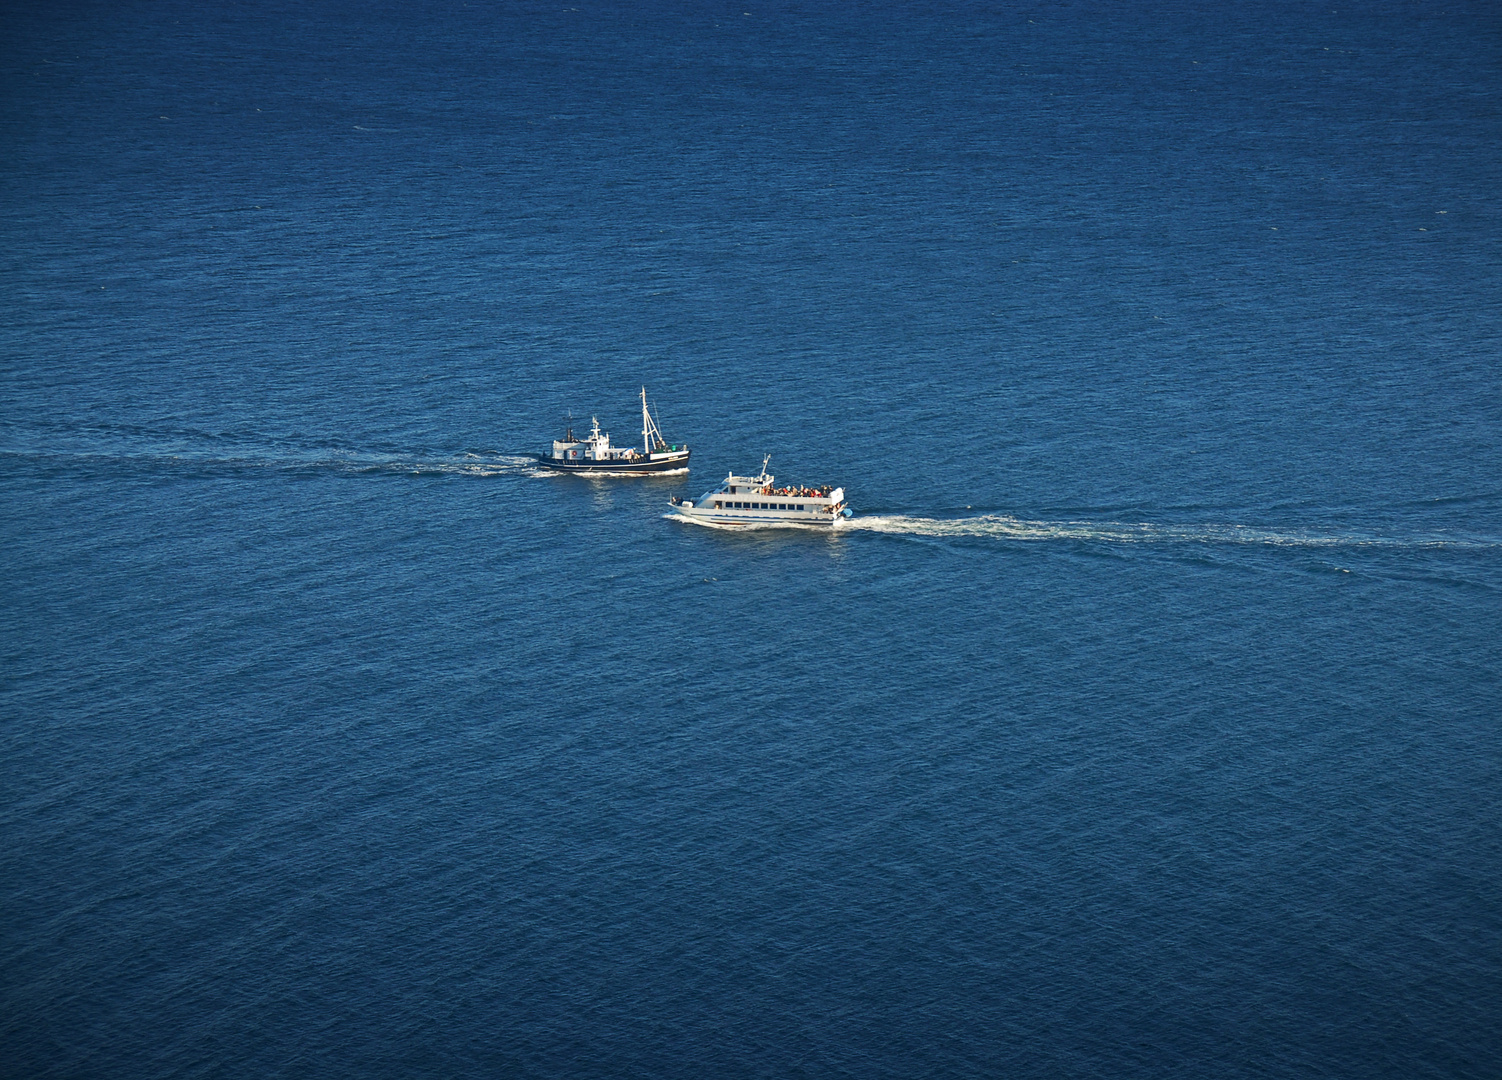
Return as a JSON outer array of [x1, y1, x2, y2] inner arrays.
[[640, 386, 667, 454]]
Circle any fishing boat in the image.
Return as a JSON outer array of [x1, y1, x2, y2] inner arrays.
[[668, 457, 850, 527], [539, 388, 690, 474]]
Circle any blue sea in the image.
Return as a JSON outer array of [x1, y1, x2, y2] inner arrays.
[[3, 1, 1501, 1076]]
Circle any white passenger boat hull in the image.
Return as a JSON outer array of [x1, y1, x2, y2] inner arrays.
[[668, 504, 845, 527], [669, 460, 848, 529]]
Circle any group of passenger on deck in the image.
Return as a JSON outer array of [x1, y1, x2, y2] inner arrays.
[[760, 485, 832, 499]]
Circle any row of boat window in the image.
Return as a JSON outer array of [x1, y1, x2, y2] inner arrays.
[[715, 501, 808, 511]]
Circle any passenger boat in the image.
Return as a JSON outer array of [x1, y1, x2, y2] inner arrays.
[[539, 388, 690, 474], [668, 457, 850, 527]]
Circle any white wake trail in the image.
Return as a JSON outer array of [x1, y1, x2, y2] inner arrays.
[[2, 445, 548, 479], [836, 514, 1499, 550]]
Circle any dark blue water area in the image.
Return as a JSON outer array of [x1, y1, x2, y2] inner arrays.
[[3, 1, 1502, 1077]]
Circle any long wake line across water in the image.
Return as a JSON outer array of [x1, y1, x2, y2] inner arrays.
[[0, 446, 546, 478], [836, 514, 1502, 549], [6, 440, 1497, 549]]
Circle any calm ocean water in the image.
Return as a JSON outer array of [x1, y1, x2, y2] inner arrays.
[[3, 1, 1501, 1076]]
